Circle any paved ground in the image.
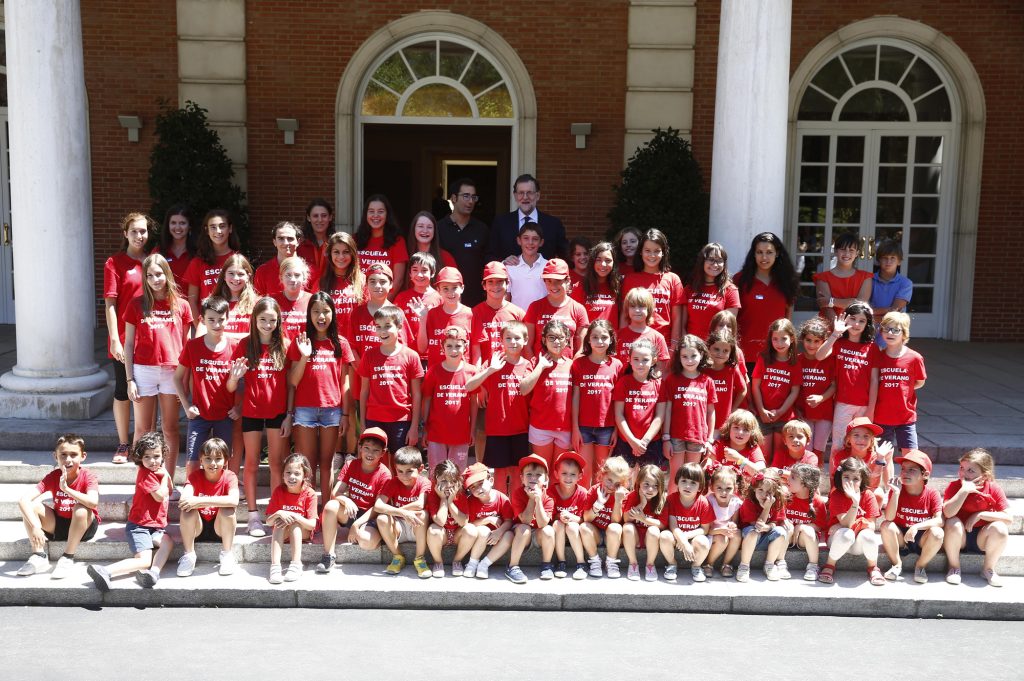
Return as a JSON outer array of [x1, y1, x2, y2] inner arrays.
[[1, 607, 1021, 680]]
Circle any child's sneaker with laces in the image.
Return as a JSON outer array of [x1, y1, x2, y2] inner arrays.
[[946, 567, 961, 585], [587, 555, 603, 578], [87, 564, 112, 592], [626, 563, 640, 581], [539, 563, 555, 580], [431, 562, 445, 578], [605, 558, 620, 579], [572, 563, 588, 580], [218, 550, 237, 576], [691, 565, 707, 583], [775, 559, 791, 580], [50, 555, 74, 580], [452, 560, 465, 577], [176, 551, 197, 577], [803, 563, 820, 581], [17, 553, 49, 576], [135, 567, 159, 588], [663, 564, 678, 581], [461, 559, 477, 579], [247, 515, 266, 538], [913, 566, 928, 584], [315, 553, 336, 574], [385, 554, 406, 575], [413, 555, 432, 579], [505, 565, 527, 584], [736, 564, 751, 582], [645, 565, 658, 582], [553, 561, 567, 578]]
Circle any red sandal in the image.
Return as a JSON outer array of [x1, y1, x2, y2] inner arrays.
[[868, 565, 886, 586], [817, 564, 836, 584]]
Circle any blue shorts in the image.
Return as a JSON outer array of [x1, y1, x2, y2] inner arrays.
[[612, 437, 665, 470], [741, 524, 787, 551], [364, 419, 411, 453], [578, 425, 615, 446], [294, 406, 342, 429], [125, 522, 165, 554], [963, 527, 984, 554], [896, 527, 924, 556], [186, 416, 234, 462], [878, 423, 918, 450]]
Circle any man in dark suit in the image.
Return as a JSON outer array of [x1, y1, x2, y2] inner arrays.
[[490, 173, 568, 263]]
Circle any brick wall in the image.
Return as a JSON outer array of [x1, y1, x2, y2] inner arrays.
[[692, 1, 1024, 341]]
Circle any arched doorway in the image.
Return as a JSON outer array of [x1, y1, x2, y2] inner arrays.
[[787, 20, 985, 339], [335, 12, 536, 231]]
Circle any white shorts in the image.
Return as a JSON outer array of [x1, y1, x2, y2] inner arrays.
[[395, 517, 416, 543], [133, 364, 176, 397], [528, 425, 571, 448]]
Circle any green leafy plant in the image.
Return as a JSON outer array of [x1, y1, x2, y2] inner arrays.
[[149, 100, 248, 249], [607, 128, 709, 273]]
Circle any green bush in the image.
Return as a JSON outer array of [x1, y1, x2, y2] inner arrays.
[[607, 128, 709, 274], [148, 100, 248, 250]]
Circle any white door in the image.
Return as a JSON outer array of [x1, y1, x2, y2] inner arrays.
[[0, 112, 12, 323]]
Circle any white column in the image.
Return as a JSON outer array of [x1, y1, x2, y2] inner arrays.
[[708, 0, 791, 263], [0, 1, 110, 416]]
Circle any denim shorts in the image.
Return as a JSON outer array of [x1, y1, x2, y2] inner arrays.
[[741, 524, 787, 551], [125, 521, 165, 554], [878, 423, 918, 450], [365, 419, 411, 453], [578, 425, 614, 446], [293, 406, 342, 429]]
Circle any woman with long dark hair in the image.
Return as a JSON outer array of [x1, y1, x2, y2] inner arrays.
[[733, 232, 799, 362]]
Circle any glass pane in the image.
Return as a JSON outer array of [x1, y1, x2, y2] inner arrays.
[[911, 197, 940, 224], [799, 196, 827, 224], [439, 42, 473, 80], [402, 41, 437, 79], [842, 45, 877, 83], [916, 137, 943, 164], [916, 89, 952, 122], [907, 258, 935, 285], [361, 81, 399, 116], [797, 225, 827, 254], [796, 285, 819, 312], [402, 84, 472, 117], [834, 166, 863, 194], [799, 166, 829, 193], [836, 136, 864, 163], [902, 57, 942, 100], [811, 56, 853, 99], [373, 52, 414, 94], [0, 74, 6, 108], [879, 137, 909, 163], [476, 84, 513, 118], [909, 227, 937, 254], [878, 46, 914, 85], [907, 287, 933, 314], [0, 30, 5, 68], [913, 167, 941, 194], [801, 136, 830, 162], [797, 87, 835, 121], [874, 227, 903, 245], [839, 89, 909, 122], [833, 197, 861, 224], [876, 196, 905, 224], [877, 167, 907, 194], [461, 54, 502, 95]]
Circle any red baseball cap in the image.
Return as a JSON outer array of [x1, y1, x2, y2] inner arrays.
[[541, 258, 570, 279], [553, 450, 586, 472], [846, 416, 883, 437], [359, 427, 388, 448], [895, 449, 933, 476], [366, 262, 393, 281], [518, 453, 549, 473], [482, 261, 509, 281], [462, 462, 491, 489], [436, 267, 464, 285]]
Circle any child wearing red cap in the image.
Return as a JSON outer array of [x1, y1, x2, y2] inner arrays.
[[881, 449, 943, 583], [470, 261, 525, 365], [506, 454, 556, 583], [358, 305, 424, 451], [418, 266, 473, 367], [454, 463, 514, 579], [524, 258, 589, 359], [829, 417, 893, 510], [422, 326, 479, 471], [550, 450, 591, 579]]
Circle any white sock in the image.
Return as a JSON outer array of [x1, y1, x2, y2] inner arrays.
[[478, 557, 492, 570]]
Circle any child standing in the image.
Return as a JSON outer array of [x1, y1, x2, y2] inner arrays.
[[421, 326, 479, 470], [266, 454, 318, 584], [581, 456, 630, 578], [470, 261, 525, 365], [524, 258, 589, 358], [210, 253, 257, 342], [506, 454, 556, 583], [418, 266, 473, 366], [570, 241, 619, 325], [784, 462, 827, 581], [425, 460, 469, 578], [522, 319, 574, 466], [881, 450, 943, 583], [681, 242, 741, 338], [619, 228, 684, 347], [796, 317, 836, 457], [611, 339, 667, 471], [455, 463, 515, 580], [506, 222, 548, 311], [87, 433, 175, 591], [750, 318, 800, 465], [320, 231, 365, 345], [869, 239, 913, 342], [570, 320, 624, 484], [815, 302, 875, 459], [272, 256, 313, 341], [661, 334, 717, 483], [358, 304, 424, 450], [704, 328, 747, 431], [813, 231, 873, 323], [869, 311, 927, 454], [704, 466, 742, 579], [17, 435, 100, 579], [942, 449, 1011, 587], [253, 221, 304, 296], [183, 209, 241, 320], [347, 263, 414, 362], [375, 446, 433, 579], [549, 450, 591, 579], [735, 468, 789, 582], [622, 464, 667, 581], [394, 251, 441, 355], [659, 463, 714, 582], [175, 437, 239, 577], [820, 457, 884, 586], [616, 287, 671, 373]]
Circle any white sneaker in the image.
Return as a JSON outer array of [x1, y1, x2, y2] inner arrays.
[[17, 553, 49, 576], [691, 566, 707, 583], [451, 560, 465, 577], [177, 551, 197, 577], [247, 515, 266, 538], [50, 555, 74, 580], [475, 562, 490, 580], [803, 563, 820, 581], [605, 558, 620, 579], [764, 562, 779, 582], [218, 550, 237, 576], [587, 556, 603, 578], [462, 559, 478, 579], [775, 559, 791, 580], [284, 562, 303, 582]]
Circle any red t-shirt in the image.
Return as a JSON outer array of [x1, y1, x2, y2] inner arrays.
[[253, 258, 318, 297], [524, 297, 589, 357], [232, 339, 289, 419], [528, 358, 573, 431], [892, 486, 942, 529], [36, 468, 101, 523], [612, 374, 663, 440], [826, 488, 879, 530], [423, 305, 473, 366], [426, 490, 461, 531], [178, 336, 236, 420], [224, 299, 251, 341], [772, 447, 819, 471], [380, 475, 432, 507], [471, 300, 525, 362], [584, 485, 618, 530], [705, 364, 746, 429], [511, 487, 555, 528], [737, 277, 790, 360], [683, 282, 741, 338], [551, 484, 590, 519], [124, 296, 193, 367], [737, 497, 785, 528], [393, 287, 441, 355], [784, 494, 827, 529], [422, 362, 479, 445], [571, 356, 624, 428], [338, 460, 392, 512], [943, 480, 1009, 529], [829, 446, 886, 490], [128, 467, 170, 529], [357, 345, 424, 422], [752, 356, 799, 419], [615, 326, 670, 363], [813, 269, 873, 317], [662, 373, 717, 442], [831, 338, 873, 406], [663, 494, 715, 532], [797, 353, 835, 421], [870, 346, 926, 426], [455, 490, 514, 525], [708, 440, 765, 482], [482, 358, 532, 435], [186, 469, 238, 521], [346, 303, 415, 358], [622, 490, 665, 540], [297, 240, 327, 282], [287, 336, 354, 408], [570, 280, 618, 325], [621, 271, 685, 341], [103, 252, 145, 355], [359, 236, 409, 275], [266, 485, 317, 521], [153, 246, 192, 294], [324, 281, 368, 344], [272, 292, 311, 342], [182, 252, 235, 302]]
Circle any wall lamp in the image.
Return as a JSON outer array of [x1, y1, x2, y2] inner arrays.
[[276, 118, 299, 145], [117, 115, 142, 143], [570, 123, 592, 149]]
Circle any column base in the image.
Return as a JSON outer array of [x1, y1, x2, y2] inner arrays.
[[0, 369, 113, 419]]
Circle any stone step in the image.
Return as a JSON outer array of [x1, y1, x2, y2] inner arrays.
[[1, 558, 1021, 619]]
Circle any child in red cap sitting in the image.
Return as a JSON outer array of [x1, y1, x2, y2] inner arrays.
[[506, 453, 556, 583]]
